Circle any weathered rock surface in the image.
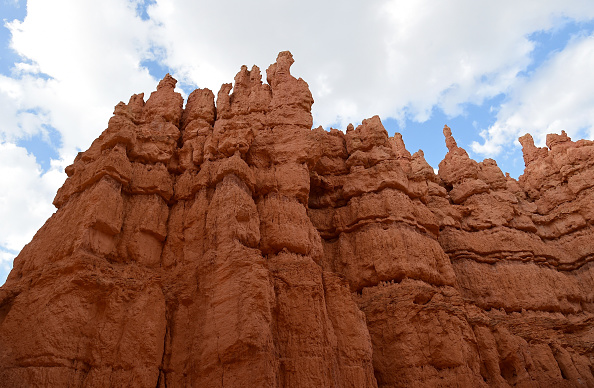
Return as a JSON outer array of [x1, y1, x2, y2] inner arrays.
[[1, 52, 593, 387]]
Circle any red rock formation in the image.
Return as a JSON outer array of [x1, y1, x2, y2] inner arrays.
[[1, 52, 593, 387]]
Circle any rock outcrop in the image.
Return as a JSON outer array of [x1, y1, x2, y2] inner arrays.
[[0, 52, 593, 387]]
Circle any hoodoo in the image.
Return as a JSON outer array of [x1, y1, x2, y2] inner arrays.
[[1, 52, 593, 387]]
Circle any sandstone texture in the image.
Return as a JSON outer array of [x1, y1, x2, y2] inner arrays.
[[1, 52, 593, 387]]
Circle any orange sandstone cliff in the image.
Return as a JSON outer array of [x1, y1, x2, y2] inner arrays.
[[0, 52, 593, 387]]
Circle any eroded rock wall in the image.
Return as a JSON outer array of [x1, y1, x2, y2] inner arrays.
[[0, 52, 592, 388]]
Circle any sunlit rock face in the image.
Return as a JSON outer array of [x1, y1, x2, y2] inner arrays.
[[1, 52, 593, 388]]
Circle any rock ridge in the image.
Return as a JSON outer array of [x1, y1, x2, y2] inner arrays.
[[1, 51, 593, 388]]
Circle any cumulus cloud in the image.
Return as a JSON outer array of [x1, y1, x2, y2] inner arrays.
[[0, 250, 15, 287], [146, 0, 594, 128], [4, 0, 159, 155], [472, 33, 594, 155], [4, 0, 594, 156], [0, 142, 66, 251]]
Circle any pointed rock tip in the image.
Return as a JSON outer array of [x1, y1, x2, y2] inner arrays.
[[157, 73, 177, 90], [218, 83, 233, 94], [267, 51, 295, 85], [519, 133, 543, 166], [412, 149, 430, 166], [546, 130, 571, 150], [391, 132, 411, 158], [393, 132, 405, 146], [234, 65, 250, 84], [518, 133, 535, 151], [276, 51, 294, 63], [250, 65, 262, 83], [443, 124, 458, 151], [481, 158, 498, 167], [128, 93, 145, 105], [234, 64, 263, 87]]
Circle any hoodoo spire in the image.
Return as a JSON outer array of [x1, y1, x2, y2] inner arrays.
[[1, 53, 593, 388]]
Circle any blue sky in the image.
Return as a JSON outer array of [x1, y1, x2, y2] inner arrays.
[[1, 0, 594, 285]]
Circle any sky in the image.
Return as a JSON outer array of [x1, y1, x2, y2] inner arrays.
[[1, 0, 594, 285]]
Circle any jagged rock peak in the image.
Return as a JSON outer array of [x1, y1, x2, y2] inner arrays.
[[234, 64, 263, 90], [2, 51, 594, 388], [266, 50, 295, 87], [157, 73, 177, 90], [546, 129, 571, 150], [390, 132, 411, 159], [443, 124, 458, 151], [518, 133, 541, 166]]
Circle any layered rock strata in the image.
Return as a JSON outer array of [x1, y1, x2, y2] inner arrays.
[[0, 52, 593, 388]]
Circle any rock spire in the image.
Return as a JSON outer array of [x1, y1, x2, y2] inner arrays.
[[1, 52, 593, 388]]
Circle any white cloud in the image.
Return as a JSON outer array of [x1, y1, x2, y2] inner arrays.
[[0, 250, 15, 286], [146, 0, 594, 129], [4, 0, 159, 155], [0, 142, 66, 252], [0, 74, 54, 144], [472, 33, 594, 155], [5, 0, 594, 154]]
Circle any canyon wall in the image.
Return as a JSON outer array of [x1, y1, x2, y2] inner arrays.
[[0, 52, 592, 387]]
